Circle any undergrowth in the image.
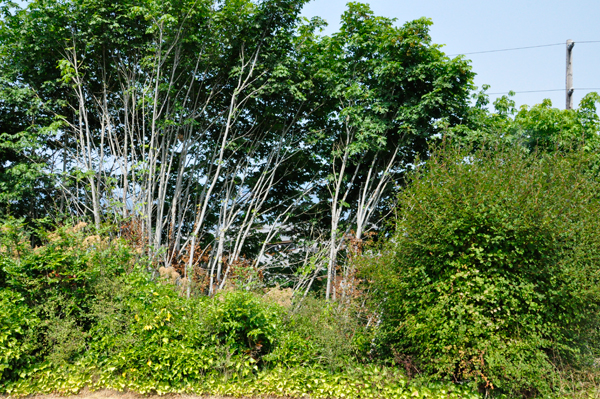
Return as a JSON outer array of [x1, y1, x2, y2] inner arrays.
[[0, 219, 479, 398], [4, 146, 600, 399]]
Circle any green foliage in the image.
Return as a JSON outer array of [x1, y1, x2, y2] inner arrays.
[[206, 290, 283, 356], [0, 220, 139, 366], [296, 2, 475, 231], [304, 2, 474, 148], [0, 289, 39, 384], [0, 0, 476, 270], [265, 296, 366, 371], [2, 221, 135, 319], [0, 25, 62, 220], [364, 143, 600, 397], [3, 362, 478, 399], [87, 282, 256, 390], [449, 89, 600, 154], [5, 1, 599, 396], [0, 220, 258, 387], [0, 218, 31, 276], [0, 219, 481, 398], [86, 283, 282, 387]]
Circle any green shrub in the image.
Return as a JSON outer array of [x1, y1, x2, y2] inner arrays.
[[265, 296, 365, 371], [0, 220, 141, 365], [0, 218, 472, 397], [82, 276, 286, 387], [88, 273, 221, 385], [0, 289, 39, 384], [364, 144, 600, 397], [1, 219, 289, 389], [206, 290, 283, 357], [2, 222, 134, 311]]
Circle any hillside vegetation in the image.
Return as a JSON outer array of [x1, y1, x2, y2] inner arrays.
[[2, 0, 600, 397]]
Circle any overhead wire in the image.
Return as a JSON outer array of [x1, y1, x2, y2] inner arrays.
[[486, 88, 600, 95], [445, 41, 600, 97], [448, 43, 562, 56], [448, 40, 600, 57], [486, 89, 563, 95]]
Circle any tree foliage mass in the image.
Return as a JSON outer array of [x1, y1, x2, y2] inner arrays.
[[2, 0, 600, 397], [0, 0, 473, 297]]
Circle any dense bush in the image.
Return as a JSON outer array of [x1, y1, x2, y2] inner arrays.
[[86, 280, 283, 388], [2, 221, 134, 309], [206, 290, 283, 357], [364, 144, 600, 397], [0, 289, 39, 384], [85, 280, 365, 386], [0, 220, 138, 366], [265, 296, 368, 371], [0, 221, 367, 392]]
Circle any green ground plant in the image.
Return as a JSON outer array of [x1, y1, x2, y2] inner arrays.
[[0, 220, 138, 363], [0, 289, 39, 382], [264, 296, 368, 372], [362, 143, 600, 397], [0, 218, 480, 398]]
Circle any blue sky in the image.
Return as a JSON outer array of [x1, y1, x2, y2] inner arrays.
[[301, 0, 600, 110]]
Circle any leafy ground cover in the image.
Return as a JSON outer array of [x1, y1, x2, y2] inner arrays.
[[2, 365, 478, 399]]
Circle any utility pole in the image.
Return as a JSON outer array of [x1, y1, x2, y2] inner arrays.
[[566, 39, 574, 110]]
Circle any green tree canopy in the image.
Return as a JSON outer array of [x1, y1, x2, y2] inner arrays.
[[448, 88, 600, 153], [0, 0, 475, 293]]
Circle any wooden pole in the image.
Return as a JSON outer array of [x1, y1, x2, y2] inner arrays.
[[566, 39, 574, 110]]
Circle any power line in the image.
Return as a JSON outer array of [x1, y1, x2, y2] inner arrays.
[[487, 89, 562, 95], [448, 43, 562, 56], [486, 88, 600, 95], [448, 40, 600, 56]]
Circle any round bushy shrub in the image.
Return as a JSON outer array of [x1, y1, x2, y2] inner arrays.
[[206, 290, 283, 356], [365, 145, 600, 397]]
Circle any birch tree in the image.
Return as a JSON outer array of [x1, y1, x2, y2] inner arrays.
[[0, 0, 476, 298], [299, 3, 475, 299], [1, 0, 312, 274]]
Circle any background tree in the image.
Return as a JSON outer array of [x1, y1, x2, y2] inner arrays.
[[0, 0, 475, 296], [298, 3, 474, 298], [447, 88, 600, 153], [0, 79, 54, 219], [0, 0, 316, 290]]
